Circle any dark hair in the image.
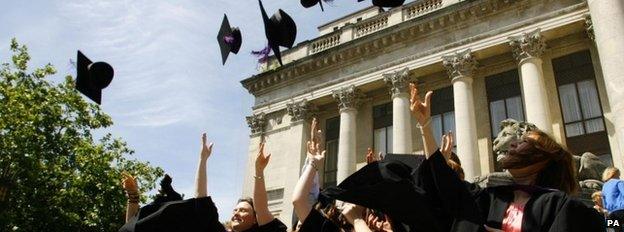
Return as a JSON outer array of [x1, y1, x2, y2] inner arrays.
[[314, 201, 352, 231], [237, 197, 255, 212], [525, 130, 579, 194]]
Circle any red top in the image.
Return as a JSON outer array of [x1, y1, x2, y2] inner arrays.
[[502, 202, 525, 232]]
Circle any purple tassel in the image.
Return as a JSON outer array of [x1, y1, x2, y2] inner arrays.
[[251, 45, 271, 63], [224, 35, 235, 45]]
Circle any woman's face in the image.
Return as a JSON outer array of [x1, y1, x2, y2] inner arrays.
[[231, 201, 256, 231]]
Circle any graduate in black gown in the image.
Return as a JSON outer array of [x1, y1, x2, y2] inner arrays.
[[118, 133, 287, 232], [235, 141, 288, 232], [291, 118, 345, 232], [407, 82, 605, 232], [292, 118, 394, 232]]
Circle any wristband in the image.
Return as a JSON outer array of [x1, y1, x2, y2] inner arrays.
[[417, 118, 431, 129], [309, 160, 318, 171], [127, 193, 140, 204]]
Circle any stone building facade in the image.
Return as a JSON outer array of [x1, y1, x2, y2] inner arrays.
[[240, 0, 624, 228]]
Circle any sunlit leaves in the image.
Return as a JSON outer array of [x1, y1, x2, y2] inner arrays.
[[0, 39, 164, 231]]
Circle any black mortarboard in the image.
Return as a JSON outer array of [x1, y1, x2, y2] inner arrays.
[[301, 0, 327, 11], [217, 14, 242, 65], [322, 160, 443, 232], [373, 0, 405, 7], [76, 51, 114, 105], [153, 174, 183, 203], [358, 0, 406, 8], [258, 0, 297, 66]]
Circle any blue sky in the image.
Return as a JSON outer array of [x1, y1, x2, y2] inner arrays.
[[0, 0, 370, 221]]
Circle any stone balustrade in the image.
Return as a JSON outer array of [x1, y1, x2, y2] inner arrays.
[[355, 15, 389, 38], [404, 0, 444, 20], [310, 32, 341, 54]]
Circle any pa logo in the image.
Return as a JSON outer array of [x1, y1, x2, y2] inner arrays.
[[607, 219, 620, 227]]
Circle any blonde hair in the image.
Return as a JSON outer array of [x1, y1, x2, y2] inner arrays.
[[591, 191, 603, 205], [602, 167, 620, 182]]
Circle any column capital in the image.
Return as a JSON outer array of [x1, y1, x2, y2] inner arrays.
[[383, 67, 411, 99], [443, 49, 478, 79], [584, 14, 595, 41], [246, 113, 266, 135], [508, 29, 546, 62], [332, 85, 365, 112], [286, 99, 318, 123]]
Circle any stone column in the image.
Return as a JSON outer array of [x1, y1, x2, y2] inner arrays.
[[508, 29, 553, 135], [282, 100, 317, 228], [332, 85, 364, 183], [242, 113, 267, 197], [383, 68, 413, 153], [443, 49, 481, 180], [587, 0, 624, 169]]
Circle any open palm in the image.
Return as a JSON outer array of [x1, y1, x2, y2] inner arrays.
[[409, 83, 433, 126]]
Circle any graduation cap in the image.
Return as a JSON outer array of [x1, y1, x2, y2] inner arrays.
[[301, 0, 333, 11], [76, 51, 114, 105], [257, 0, 297, 66], [153, 174, 183, 203], [322, 160, 443, 231], [217, 14, 242, 65], [358, 0, 406, 8]]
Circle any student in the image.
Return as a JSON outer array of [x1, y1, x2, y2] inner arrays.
[[292, 118, 384, 232], [195, 135, 287, 232], [408, 83, 604, 232], [118, 134, 226, 232]]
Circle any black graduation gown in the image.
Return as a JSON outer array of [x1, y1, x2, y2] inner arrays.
[[417, 150, 606, 232], [243, 218, 287, 232], [299, 208, 340, 232], [118, 196, 226, 232]]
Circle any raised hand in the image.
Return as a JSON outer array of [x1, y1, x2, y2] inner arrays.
[[341, 203, 366, 225], [307, 118, 326, 166], [366, 213, 393, 232], [409, 83, 433, 127], [121, 172, 138, 193], [255, 142, 271, 174], [366, 148, 376, 164], [308, 118, 323, 154], [441, 131, 454, 160], [200, 133, 214, 161]]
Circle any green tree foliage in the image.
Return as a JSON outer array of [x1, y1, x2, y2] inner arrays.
[[0, 39, 164, 231]]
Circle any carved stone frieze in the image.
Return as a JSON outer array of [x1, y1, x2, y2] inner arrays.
[[246, 113, 266, 134], [383, 67, 411, 98], [508, 29, 546, 62], [332, 85, 365, 111], [286, 99, 318, 122], [584, 14, 594, 41], [442, 49, 478, 78]]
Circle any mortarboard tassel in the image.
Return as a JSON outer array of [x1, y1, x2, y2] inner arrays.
[[224, 35, 236, 45], [251, 45, 272, 63]]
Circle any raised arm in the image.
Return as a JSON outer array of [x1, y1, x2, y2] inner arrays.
[[440, 131, 454, 161], [195, 133, 213, 198], [292, 118, 325, 222], [409, 83, 437, 158], [341, 203, 373, 232], [122, 173, 140, 223], [254, 142, 275, 225]]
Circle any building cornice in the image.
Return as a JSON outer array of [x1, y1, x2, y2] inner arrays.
[[243, 0, 588, 115]]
